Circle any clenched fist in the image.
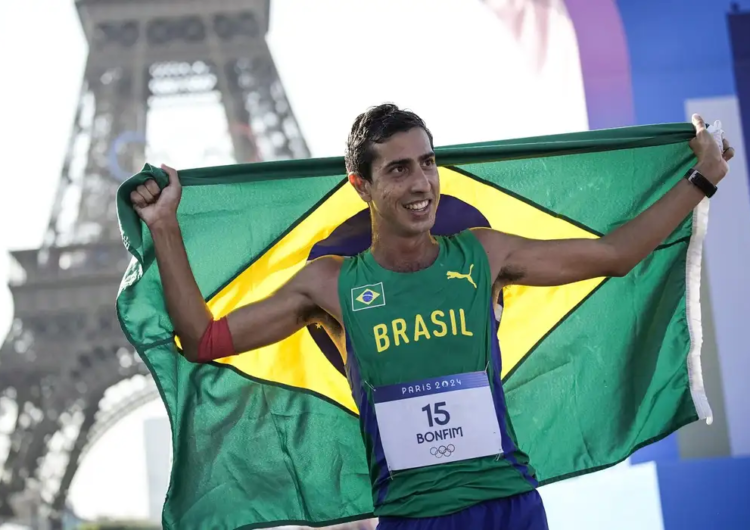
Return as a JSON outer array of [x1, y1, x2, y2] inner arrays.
[[690, 114, 734, 184], [131, 164, 182, 228]]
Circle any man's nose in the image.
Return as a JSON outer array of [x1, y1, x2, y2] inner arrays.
[[409, 168, 431, 193]]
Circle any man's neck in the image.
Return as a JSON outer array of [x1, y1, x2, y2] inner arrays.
[[370, 230, 439, 273]]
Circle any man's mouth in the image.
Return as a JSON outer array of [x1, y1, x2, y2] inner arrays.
[[403, 199, 431, 213]]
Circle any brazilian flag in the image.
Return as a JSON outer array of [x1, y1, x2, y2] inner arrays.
[[116, 124, 712, 530]]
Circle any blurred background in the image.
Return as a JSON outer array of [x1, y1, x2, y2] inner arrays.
[[0, 0, 748, 528]]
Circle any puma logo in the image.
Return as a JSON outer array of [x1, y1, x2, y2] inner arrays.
[[446, 264, 477, 289]]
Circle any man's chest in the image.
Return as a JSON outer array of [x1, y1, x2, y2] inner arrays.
[[343, 276, 490, 371]]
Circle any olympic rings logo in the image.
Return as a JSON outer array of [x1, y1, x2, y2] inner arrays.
[[430, 444, 455, 458]]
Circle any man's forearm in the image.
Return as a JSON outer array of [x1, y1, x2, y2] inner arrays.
[[150, 218, 213, 355], [602, 163, 715, 275]]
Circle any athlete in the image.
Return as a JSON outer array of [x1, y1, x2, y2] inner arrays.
[[130, 105, 733, 530]]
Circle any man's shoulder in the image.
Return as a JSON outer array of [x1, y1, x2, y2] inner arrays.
[[467, 227, 507, 254], [301, 255, 345, 283], [289, 256, 345, 320], [466, 226, 494, 243], [438, 227, 492, 241], [435, 227, 492, 255]]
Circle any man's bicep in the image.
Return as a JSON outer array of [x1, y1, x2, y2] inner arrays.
[[225, 267, 321, 353], [500, 237, 618, 287], [473, 228, 617, 287]]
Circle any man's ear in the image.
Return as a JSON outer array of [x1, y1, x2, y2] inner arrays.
[[348, 173, 372, 202]]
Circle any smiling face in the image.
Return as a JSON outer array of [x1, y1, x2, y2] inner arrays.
[[351, 127, 439, 237]]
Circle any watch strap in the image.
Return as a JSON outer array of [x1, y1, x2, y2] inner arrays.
[[685, 167, 717, 198]]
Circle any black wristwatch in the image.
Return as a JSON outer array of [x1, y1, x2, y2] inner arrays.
[[685, 167, 717, 198]]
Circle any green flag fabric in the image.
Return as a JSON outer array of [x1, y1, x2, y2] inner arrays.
[[116, 123, 712, 529]]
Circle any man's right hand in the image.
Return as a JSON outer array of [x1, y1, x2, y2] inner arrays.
[[130, 164, 183, 228]]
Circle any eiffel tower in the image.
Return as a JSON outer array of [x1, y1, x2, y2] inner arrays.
[[0, 1, 308, 526]]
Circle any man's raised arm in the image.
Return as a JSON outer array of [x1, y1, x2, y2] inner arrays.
[[130, 165, 322, 363], [475, 114, 735, 288]]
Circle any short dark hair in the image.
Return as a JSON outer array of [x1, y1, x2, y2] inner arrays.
[[345, 103, 434, 181]]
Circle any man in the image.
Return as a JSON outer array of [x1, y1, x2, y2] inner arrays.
[[130, 105, 733, 529]]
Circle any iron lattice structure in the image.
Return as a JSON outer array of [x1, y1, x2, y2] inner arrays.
[[0, 0, 308, 526]]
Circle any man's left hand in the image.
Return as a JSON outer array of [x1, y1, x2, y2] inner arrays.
[[690, 113, 734, 184]]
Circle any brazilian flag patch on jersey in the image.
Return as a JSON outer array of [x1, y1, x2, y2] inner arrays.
[[351, 283, 386, 311]]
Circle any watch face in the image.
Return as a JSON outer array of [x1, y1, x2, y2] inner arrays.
[[108, 131, 147, 182]]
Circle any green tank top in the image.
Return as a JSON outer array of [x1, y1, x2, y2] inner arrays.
[[338, 230, 537, 518]]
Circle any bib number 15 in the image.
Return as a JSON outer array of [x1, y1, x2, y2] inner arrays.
[[421, 402, 451, 427]]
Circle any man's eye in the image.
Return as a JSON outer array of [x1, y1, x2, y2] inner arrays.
[[423, 158, 435, 167], [391, 165, 405, 174]]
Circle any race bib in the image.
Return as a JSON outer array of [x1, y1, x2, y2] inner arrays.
[[373, 371, 503, 472]]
